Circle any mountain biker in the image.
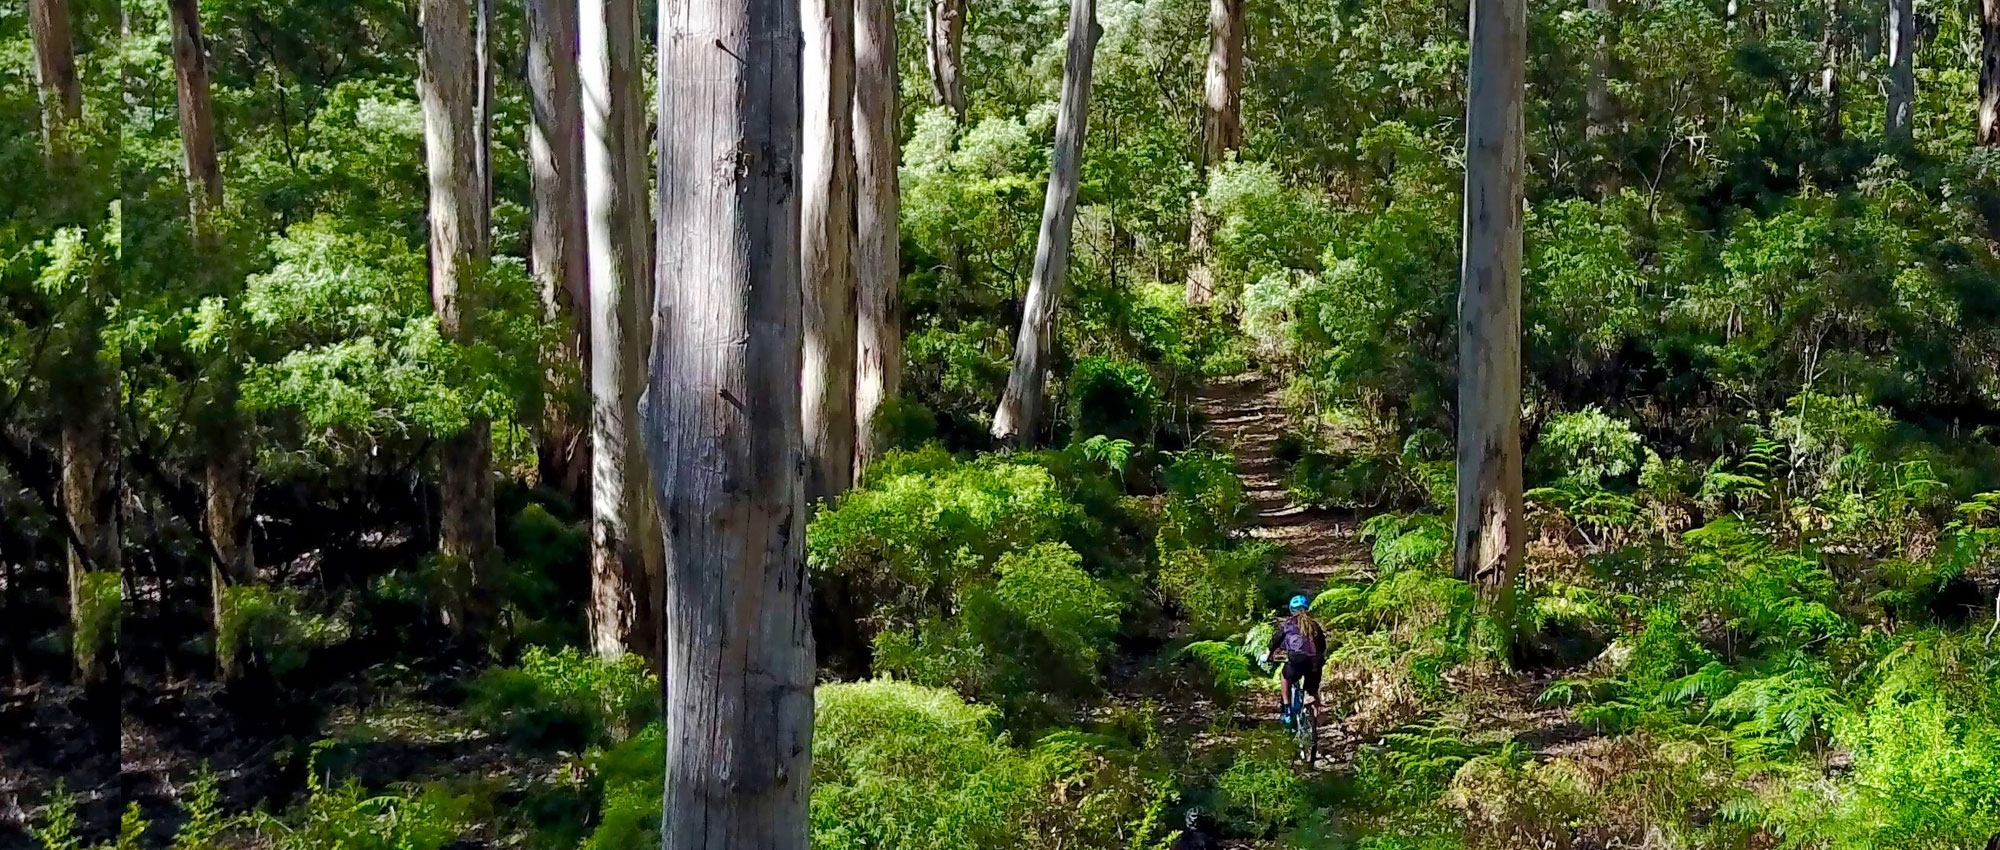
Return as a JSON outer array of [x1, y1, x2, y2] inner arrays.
[[1265, 594, 1326, 728]]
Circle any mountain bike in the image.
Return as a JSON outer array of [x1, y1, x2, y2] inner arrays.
[[1285, 683, 1317, 767]]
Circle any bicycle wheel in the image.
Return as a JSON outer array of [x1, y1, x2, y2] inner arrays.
[[1293, 702, 1316, 766]]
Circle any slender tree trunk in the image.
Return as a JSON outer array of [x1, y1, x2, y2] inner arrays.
[[168, 0, 221, 229], [1981, 0, 2000, 144], [803, 0, 858, 506], [420, 0, 496, 631], [530, 0, 592, 500], [1585, 0, 1621, 195], [1186, 0, 1242, 305], [169, 0, 257, 678], [582, 0, 660, 661], [652, 0, 814, 844], [853, 0, 902, 472], [924, 0, 966, 120], [33, 0, 116, 687], [1887, 0, 1913, 144], [991, 0, 1102, 444], [475, 0, 495, 210], [1454, 0, 1526, 630], [29, 0, 81, 163], [1819, 0, 1843, 142]]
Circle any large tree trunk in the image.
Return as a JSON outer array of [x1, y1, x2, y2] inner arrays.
[[168, 0, 258, 678], [1185, 0, 1242, 305], [1584, 0, 1620, 195], [530, 0, 591, 500], [29, 0, 81, 163], [1819, 0, 1842, 142], [652, 0, 814, 844], [1454, 0, 1526, 629], [1887, 0, 1913, 144], [1981, 0, 2000, 144], [32, 0, 116, 687], [853, 0, 902, 473], [924, 0, 966, 120], [420, 0, 496, 632], [991, 0, 1102, 445], [803, 0, 858, 506], [582, 0, 660, 662]]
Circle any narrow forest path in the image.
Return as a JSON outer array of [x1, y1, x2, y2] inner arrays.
[[1192, 373, 1372, 598]]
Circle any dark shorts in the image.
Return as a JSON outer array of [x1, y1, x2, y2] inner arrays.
[[1282, 653, 1322, 698]]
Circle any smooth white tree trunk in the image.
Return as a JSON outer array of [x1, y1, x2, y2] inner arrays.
[[420, 0, 496, 630], [1887, 0, 1913, 143], [582, 0, 660, 661], [1186, 0, 1242, 305], [529, 0, 591, 500], [853, 0, 902, 472], [924, 0, 966, 120], [803, 0, 859, 505], [652, 0, 814, 845], [1454, 0, 1526, 626], [991, 0, 1102, 444], [1984, 0, 2000, 145]]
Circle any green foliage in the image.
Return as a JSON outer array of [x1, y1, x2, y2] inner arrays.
[[217, 585, 348, 677], [580, 725, 664, 850], [1066, 356, 1162, 445], [173, 764, 234, 850], [995, 542, 1123, 669], [72, 569, 120, 678], [1532, 406, 1643, 487], [467, 646, 658, 748], [30, 782, 82, 850], [811, 681, 1045, 850], [1156, 543, 1278, 637], [1214, 734, 1310, 834], [1157, 450, 1252, 551], [259, 744, 468, 850]]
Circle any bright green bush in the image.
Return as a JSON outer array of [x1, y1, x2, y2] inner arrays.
[[467, 646, 658, 748], [1532, 406, 1643, 487], [811, 681, 1045, 850], [1214, 734, 1310, 834], [72, 569, 119, 679], [1156, 543, 1278, 637], [259, 745, 469, 850], [217, 585, 348, 677], [1066, 356, 1162, 444], [1158, 450, 1252, 551], [994, 543, 1122, 669]]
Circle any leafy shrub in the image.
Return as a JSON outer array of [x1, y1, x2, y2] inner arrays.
[[811, 681, 1045, 850], [1214, 734, 1310, 834], [994, 542, 1121, 669], [30, 782, 82, 850], [1179, 639, 1259, 705], [217, 585, 349, 677], [1532, 406, 1642, 487], [1158, 450, 1251, 551], [1156, 543, 1278, 637], [810, 453, 1093, 625], [73, 569, 119, 679], [468, 646, 658, 748], [259, 745, 469, 850], [580, 724, 664, 850], [1066, 356, 1162, 444], [866, 395, 941, 455]]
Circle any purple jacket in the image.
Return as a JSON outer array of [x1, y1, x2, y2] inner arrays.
[[1268, 614, 1326, 658]]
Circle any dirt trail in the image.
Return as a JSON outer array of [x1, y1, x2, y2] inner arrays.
[[1193, 374, 1372, 597]]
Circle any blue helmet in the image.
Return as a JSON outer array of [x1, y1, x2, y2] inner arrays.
[[1289, 594, 1310, 611]]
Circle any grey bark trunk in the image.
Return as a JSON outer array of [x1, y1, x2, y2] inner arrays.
[[1454, 0, 1526, 627], [924, 0, 966, 120], [1819, 0, 1843, 142], [652, 0, 814, 844], [1584, 0, 1614, 140], [1982, 0, 1999, 144], [1887, 0, 1913, 144], [29, 0, 81, 162], [803, 0, 859, 505], [420, 0, 497, 631], [582, 0, 660, 661], [853, 0, 902, 472], [530, 0, 592, 500], [991, 0, 1102, 444], [33, 0, 116, 686], [167, 0, 257, 677], [1186, 0, 1242, 305]]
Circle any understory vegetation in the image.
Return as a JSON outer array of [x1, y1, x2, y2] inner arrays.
[[7, 0, 2000, 845]]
